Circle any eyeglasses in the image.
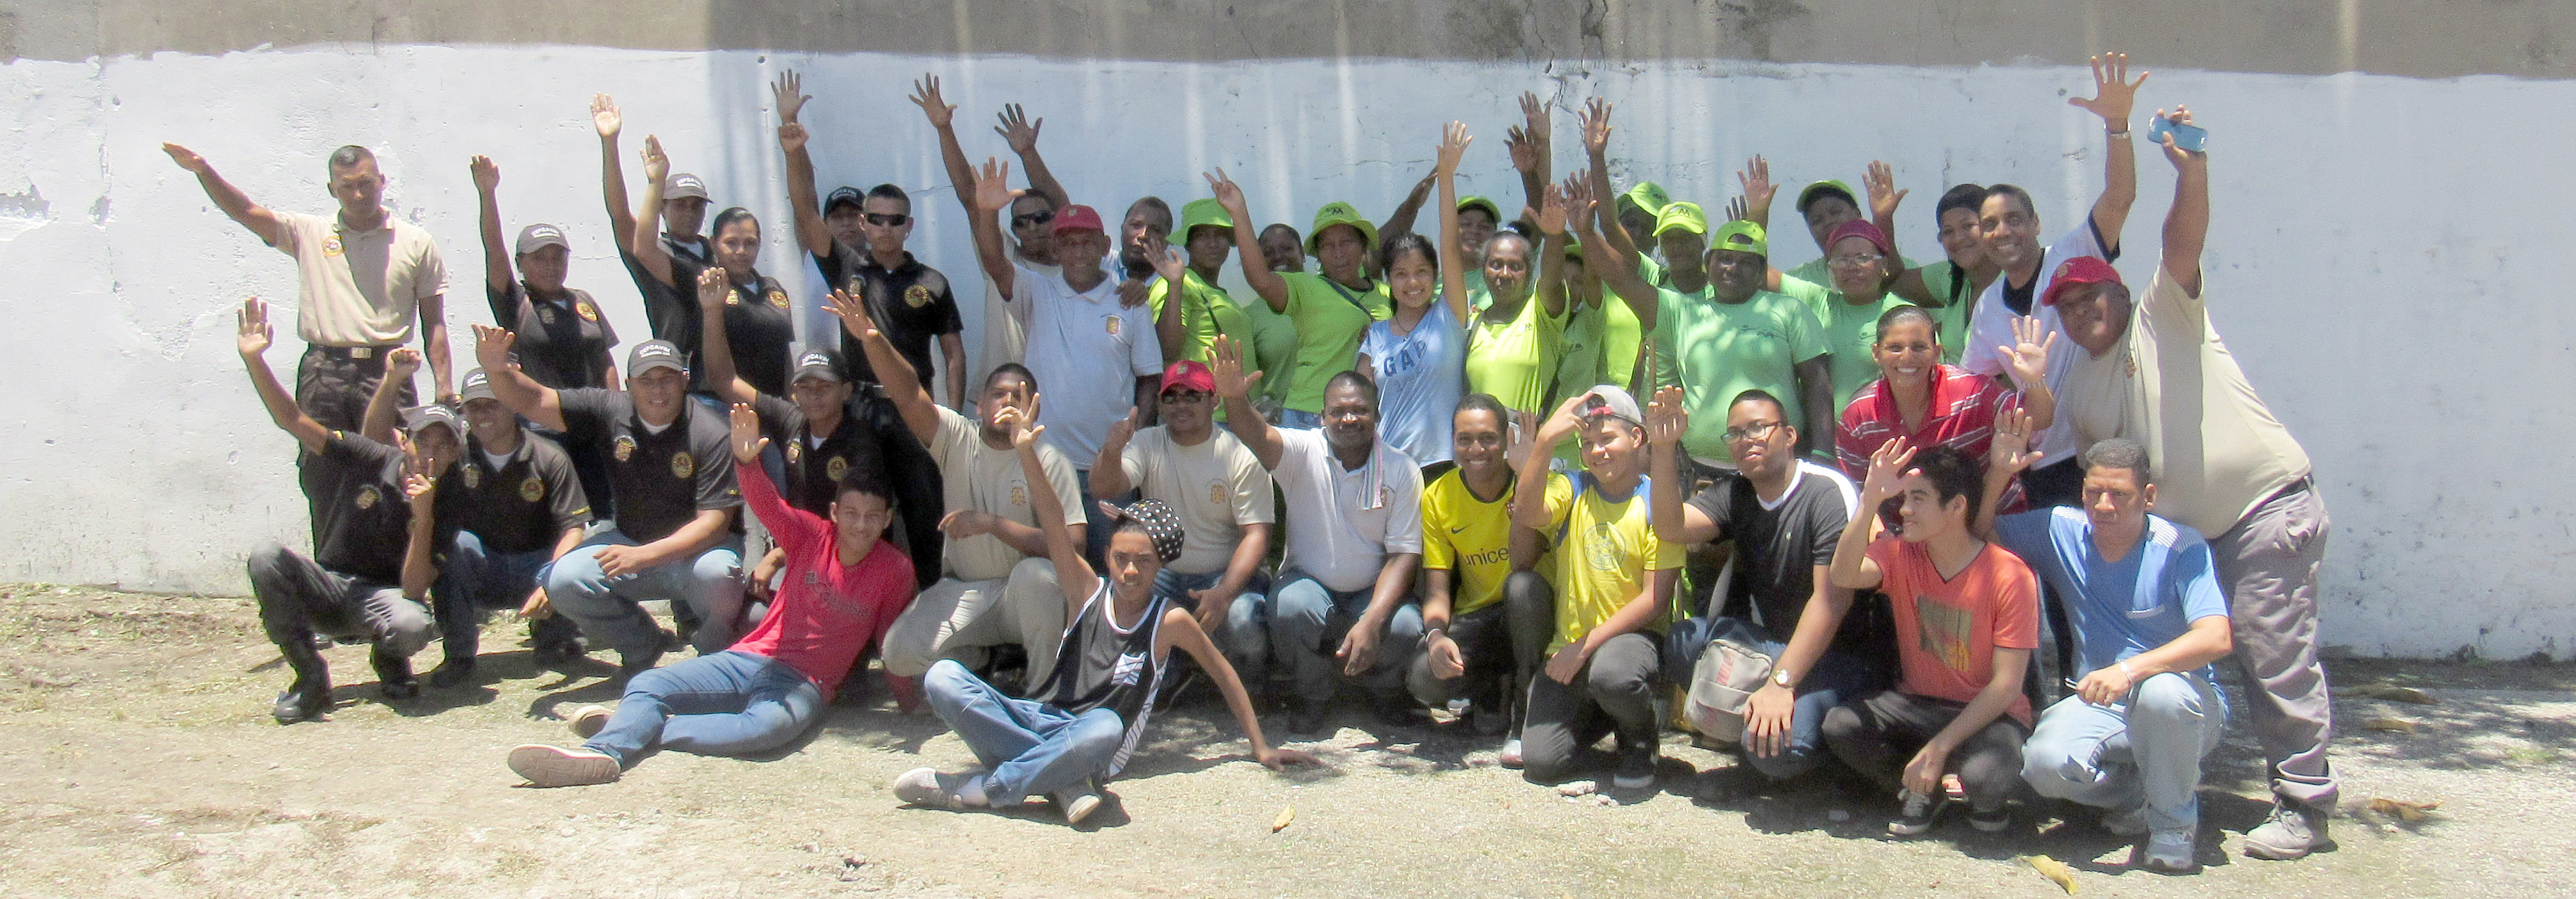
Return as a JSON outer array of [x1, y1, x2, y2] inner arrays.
[[864, 212, 909, 227], [1722, 421, 1784, 443], [1011, 210, 1055, 228], [1158, 390, 1211, 405], [1827, 253, 1885, 269]]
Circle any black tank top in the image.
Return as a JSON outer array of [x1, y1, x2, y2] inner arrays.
[[1034, 580, 1169, 777]]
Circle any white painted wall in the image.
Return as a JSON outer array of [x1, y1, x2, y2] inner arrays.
[[0, 46, 2563, 658]]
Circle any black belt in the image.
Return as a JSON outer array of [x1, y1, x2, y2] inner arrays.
[[305, 344, 402, 360], [2267, 475, 2315, 504]]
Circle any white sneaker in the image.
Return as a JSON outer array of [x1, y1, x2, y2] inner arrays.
[[2142, 831, 2198, 873], [1052, 780, 1104, 824], [567, 704, 614, 739], [1497, 738, 1525, 770], [508, 745, 621, 787], [892, 767, 985, 810]]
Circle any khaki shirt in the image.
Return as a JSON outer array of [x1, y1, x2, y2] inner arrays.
[[272, 211, 447, 346], [930, 405, 1086, 582]]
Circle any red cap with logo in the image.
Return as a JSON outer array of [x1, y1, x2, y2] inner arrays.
[[1050, 203, 1107, 236], [1160, 360, 1215, 395], [2040, 256, 2124, 306]]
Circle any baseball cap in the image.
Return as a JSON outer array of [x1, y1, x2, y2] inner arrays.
[[666, 173, 710, 201], [1825, 219, 1893, 258], [1159, 360, 1215, 395], [1710, 219, 1768, 258], [824, 186, 865, 213], [1619, 182, 1672, 218], [627, 339, 687, 376], [1180, 197, 1234, 237], [514, 223, 570, 256], [458, 369, 499, 404], [1457, 195, 1504, 223], [404, 403, 462, 438], [1578, 385, 1645, 429], [791, 349, 847, 384], [1797, 179, 1857, 214], [1304, 201, 1381, 257], [1050, 203, 1107, 236], [2041, 257, 2124, 306], [1652, 202, 1708, 237]]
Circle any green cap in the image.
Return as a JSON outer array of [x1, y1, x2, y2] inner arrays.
[[1652, 201, 1708, 237], [1796, 179, 1857, 214], [1180, 198, 1235, 237], [1304, 201, 1380, 257], [1710, 219, 1768, 258], [1619, 181, 1672, 218], [1457, 195, 1504, 223]]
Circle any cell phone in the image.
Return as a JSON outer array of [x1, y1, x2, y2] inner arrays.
[[2147, 115, 2209, 153]]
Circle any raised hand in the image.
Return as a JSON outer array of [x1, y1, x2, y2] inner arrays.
[[994, 103, 1043, 155], [469, 155, 500, 193], [696, 264, 732, 310], [1645, 385, 1688, 448], [1736, 155, 1777, 213], [1578, 97, 1613, 158], [1519, 90, 1551, 144], [778, 120, 809, 154], [1533, 183, 1570, 236], [1997, 315, 2058, 391], [471, 323, 518, 370], [1864, 160, 1908, 222], [908, 74, 956, 129], [822, 289, 881, 343], [1203, 168, 1247, 216], [1102, 406, 1142, 452], [1724, 195, 1750, 224], [1988, 407, 2042, 478], [1437, 121, 1473, 176], [728, 402, 769, 465], [771, 70, 808, 124], [589, 93, 621, 139], [1505, 125, 1540, 176], [387, 347, 423, 380], [1209, 335, 1261, 401], [993, 392, 1044, 447], [1860, 436, 1918, 505], [236, 297, 273, 358], [2154, 105, 2204, 168], [2068, 52, 2148, 127], [403, 470, 438, 504], [639, 135, 670, 183], [1149, 242, 1188, 285], [163, 142, 210, 173], [969, 156, 1018, 213], [1561, 174, 1596, 227]]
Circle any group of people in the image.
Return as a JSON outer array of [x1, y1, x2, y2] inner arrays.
[[175, 52, 2340, 868]]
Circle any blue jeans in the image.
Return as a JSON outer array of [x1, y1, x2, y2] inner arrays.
[[1154, 568, 1272, 684], [1266, 568, 1422, 705], [545, 530, 746, 660], [2022, 671, 2228, 835], [432, 530, 579, 660], [1666, 616, 1890, 780], [925, 658, 1126, 806], [1276, 409, 1322, 429], [585, 649, 820, 767]]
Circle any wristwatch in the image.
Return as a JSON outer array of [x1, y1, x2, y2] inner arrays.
[[1770, 668, 1796, 689]]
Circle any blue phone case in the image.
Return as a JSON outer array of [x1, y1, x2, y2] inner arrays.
[[2148, 116, 2209, 152]]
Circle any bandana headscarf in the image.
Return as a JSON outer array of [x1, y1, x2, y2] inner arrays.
[[1111, 499, 1188, 564]]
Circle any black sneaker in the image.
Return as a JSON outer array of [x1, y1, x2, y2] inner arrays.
[[1612, 738, 1658, 790], [272, 643, 332, 724], [427, 656, 478, 688], [617, 646, 664, 681], [1968, 806, 2013, 833], [1889, 790, 1944, 836], [371, 646, 419, 699], [1283, 699, 1330, 737], [532, 638, 587, 667]]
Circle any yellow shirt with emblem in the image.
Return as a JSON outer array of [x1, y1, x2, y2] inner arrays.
[[1423, 468, 1567, 616], [930, 404, 1087, 581], [1540, 475, 1684, 651]]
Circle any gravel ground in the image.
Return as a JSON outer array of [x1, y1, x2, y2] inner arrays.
[[1, 583, 2570, 898]]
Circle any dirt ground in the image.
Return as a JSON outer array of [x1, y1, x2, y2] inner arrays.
[[2, 583, 2571, 898]]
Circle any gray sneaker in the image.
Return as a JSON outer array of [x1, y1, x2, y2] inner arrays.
[[2242, 800, 2331, 860], [566, 704, 614, 739], [2099, 804, 2150, 836], [2142, 831, 2198, 873], [1052, 779, 1104, 824]]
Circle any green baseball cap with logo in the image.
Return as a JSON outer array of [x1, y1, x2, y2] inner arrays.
[[1652, 201, 1708, 237], [1797, 179, 1858, 214], [1180, 198, 1235, 238], [1619, 181, 1672, 218], [1710, 219, 1769, 258], [1457, 195, 1504, 223], [1304, 201, 1380, 257]]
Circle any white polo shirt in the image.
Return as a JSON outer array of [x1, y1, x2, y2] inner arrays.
[[1017, 263, 1163, 470], [1273, 427, 1423, 593]]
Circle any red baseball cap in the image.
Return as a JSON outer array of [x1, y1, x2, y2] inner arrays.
[[1825, 219, 1893, 257], [2041, 256, 2124, 306], [1160, 360, 1215, 395], [1050, 203, 1107, 236]]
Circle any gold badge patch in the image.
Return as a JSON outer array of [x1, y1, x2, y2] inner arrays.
[[904, 284, 933, 308], [1210, 481, 1228, 506], [576, 301, 600, 322], [614, 435, 637, 462], [826, 455, 849, 482], [767, 290, 791, 309], [671, 451, 695, 479], [1009, 483, 1028, 507], [355, 484, 380, 510], [785, 441, 801, 463], [461, 466, 482, 489], [725, 288, 743, 306], [1105, 315, 1121, 337], [323, 235, 345, 258], [520, 475, 545, 503]]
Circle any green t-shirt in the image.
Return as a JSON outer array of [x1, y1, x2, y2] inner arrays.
[[1464, 294, 1564, 414], [1549, 295, 1647, 462], [1801, 281, 1915, 417], [1278, 272, 1391, 413], [1650, 287, 1829, 463], [1145, 269, 1240, 365], [1786, 253, 1916, 290], [1916, 260, 1978, 365]]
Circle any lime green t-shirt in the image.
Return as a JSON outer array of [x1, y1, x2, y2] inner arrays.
[[1799, 280, 1914, 417], [1915, 260, 1979, 366], [1786, 253, 1916, 290], [1277, 272, 1391, 413], [1549, 296, 1648, 461], [1144, 269, 1233, 364], [1464, 294, 1564, 415], [1649, 287, 1830, 463], [1539, 476, 1684, 653]]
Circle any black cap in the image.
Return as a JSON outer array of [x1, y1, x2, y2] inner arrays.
[[791, 348, 848, 384], [825, 186, 865, 213]]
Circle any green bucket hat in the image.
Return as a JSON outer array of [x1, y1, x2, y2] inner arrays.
[[1180, 198, 1235, 239], [1304, 201, 1380, 257]]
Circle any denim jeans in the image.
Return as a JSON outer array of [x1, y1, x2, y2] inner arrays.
[[924, 658, 1126, 807], [584, 649, 820, 767], [2022, 671, 2228, 835], [1266, 568, 1422, 706], [1664, 616, 1891, 780], [431, 530, 579, 660], [545, 530, 746, 659], [1153, 567, 1271, 685]]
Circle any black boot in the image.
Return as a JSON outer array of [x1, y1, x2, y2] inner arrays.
[[272, 639, 332, 724], [427, 653, 477, 688], [371, 644, 420, 699]]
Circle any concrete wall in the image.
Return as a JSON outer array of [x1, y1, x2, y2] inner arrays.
[[0, 5, 2568, 659]]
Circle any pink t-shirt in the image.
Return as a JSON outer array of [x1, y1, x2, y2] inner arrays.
[[733, 463, 916, 702], [1866, 536, 2040, 725]]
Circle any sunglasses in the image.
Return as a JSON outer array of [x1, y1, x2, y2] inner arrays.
[[1011, 210, 1055, 228], [864, 212, 909, 227], [1158, 390, 1212, 405]]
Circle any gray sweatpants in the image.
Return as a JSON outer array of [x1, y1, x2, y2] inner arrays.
[[2205, 483, 2337, 809]]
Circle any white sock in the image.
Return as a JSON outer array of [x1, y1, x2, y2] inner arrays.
[[957, 774, 991, 808]]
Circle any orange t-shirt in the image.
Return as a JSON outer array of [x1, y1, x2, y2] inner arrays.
[[1866, 536, 2040, 725]]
